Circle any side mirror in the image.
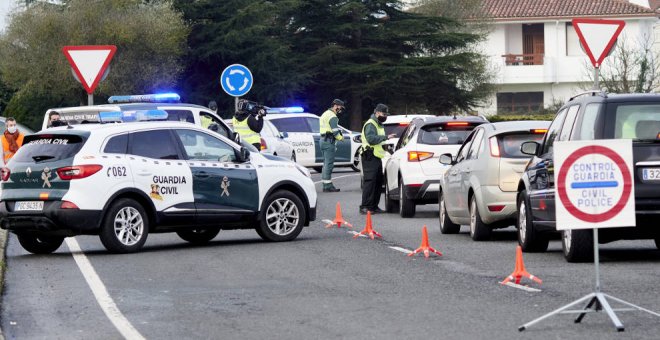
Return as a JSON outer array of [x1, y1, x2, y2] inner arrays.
[[233, 132, 241, 144], [353, 135, 362, 143], [236, 147, 251, 163], [278, 131, 288, 138], [439, 153, 454, 165], [520, 141, 539, 156]]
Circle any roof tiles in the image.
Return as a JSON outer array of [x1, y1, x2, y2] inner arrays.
[[480, 0, 656, 20]]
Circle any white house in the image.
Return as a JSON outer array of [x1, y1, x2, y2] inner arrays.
[[477, 0, 659, 115]]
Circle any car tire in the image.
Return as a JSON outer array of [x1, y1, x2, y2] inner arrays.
[[351, 151, 360, 172], [257, 190, 305, 242], [99, 198, 149, 253], [562, 229, 594, 263], [384, 176, 399, 213], [655, 237, 660, 250], [439, 191, 460, 234], [469, 196, 491, 241], [399, 180, 416, 218], [17, 234, 64, 254], [313, 166, 323, 173], [517, 190, 548, 252], [177, 228, 220, 245]]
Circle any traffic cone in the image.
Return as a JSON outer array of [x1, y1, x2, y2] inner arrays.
[[354, 211, 382, 239], [408, 226, 442, 258], [325, 202, 353, 228], [500, 245, 542, 285]]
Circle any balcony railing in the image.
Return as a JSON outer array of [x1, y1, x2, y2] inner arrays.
[[502, 54, 544, 66]]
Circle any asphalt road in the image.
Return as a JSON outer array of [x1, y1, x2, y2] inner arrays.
[[2, 168, 660, 339]]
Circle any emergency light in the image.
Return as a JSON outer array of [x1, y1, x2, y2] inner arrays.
[[267, 106, 305, 114], [99, 110, 169, 123], [107, 93, 181, 104]]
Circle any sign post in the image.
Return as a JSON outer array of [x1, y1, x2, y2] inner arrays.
[[62, 45, 117, 106], [572, 18, 625, 90], [519, 140, 660, 332], [220, 64, 253, 112]]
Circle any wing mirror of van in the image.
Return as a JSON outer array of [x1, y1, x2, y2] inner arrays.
[[439, 153, 454, 165], [520, 141, 539, 156], [278, 131, 288, 139]]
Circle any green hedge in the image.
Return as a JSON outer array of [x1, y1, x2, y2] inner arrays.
[[487, 113, 556, 122]]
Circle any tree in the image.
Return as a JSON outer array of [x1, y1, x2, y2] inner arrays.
[[284, 0, 494, 130], [0, 0, 188, 126]]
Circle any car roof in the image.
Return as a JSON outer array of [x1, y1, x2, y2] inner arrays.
[[484, 120, 551, 134]]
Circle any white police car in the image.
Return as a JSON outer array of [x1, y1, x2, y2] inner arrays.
[[0, 111, 317, 254], [264, 108, 361, 172], [224, 118, 295, 160]]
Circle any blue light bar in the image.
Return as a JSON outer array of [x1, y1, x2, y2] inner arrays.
[[98, 110, 168, 123], [108, 93, 181, 104], [267, 106, 305, 113], [98, 111, 123, 123]]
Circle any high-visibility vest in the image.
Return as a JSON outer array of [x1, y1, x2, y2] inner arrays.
[[361, 118, 386, 159], [2, 133, 24, 163], [320, 110, 343, 141], [232, 117, 260, 144]]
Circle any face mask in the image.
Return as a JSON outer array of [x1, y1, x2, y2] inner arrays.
[[7, 126, 16, 134], [377, 115, 387, 123], [335, 108, 344, 115]]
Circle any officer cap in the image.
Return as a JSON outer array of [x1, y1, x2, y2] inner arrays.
[[374, 103, 389, 114], [331, 99, 345, 107]]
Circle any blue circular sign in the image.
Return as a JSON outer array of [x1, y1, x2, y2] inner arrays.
[[220, 64, 253, 97]]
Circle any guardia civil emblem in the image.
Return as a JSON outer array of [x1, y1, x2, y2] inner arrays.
[[41, 167, 52, 188], [221, 176, 230, 197]]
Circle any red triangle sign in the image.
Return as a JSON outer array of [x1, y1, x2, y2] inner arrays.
[[572, 19, 625, 68], [62, 45, 117, 94]]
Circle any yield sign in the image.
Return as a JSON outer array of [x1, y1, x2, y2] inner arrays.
[[572, 19, 625, 68], [62, 45, 117, 94]]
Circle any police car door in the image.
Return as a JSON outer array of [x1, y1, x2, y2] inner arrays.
[[334, 125, 352, 164], [173, 128, 259, 225], [270, 117, 316, 166], [126, 129, 195, 224]]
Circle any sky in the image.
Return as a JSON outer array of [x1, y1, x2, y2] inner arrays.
[[0, 0, 18, 32]]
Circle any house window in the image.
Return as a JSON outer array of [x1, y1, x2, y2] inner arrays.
[[497, 92, 544, 114], [566, 23, 582, 56]]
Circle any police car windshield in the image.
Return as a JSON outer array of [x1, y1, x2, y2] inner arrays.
[[13, 134, 86, 163], [270, 117, 319, 133], [612, 104, 660, 141]]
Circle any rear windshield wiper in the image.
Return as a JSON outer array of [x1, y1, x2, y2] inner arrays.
[[32, 155, 55, 162]]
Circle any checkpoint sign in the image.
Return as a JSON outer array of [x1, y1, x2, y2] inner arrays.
[[220, 64, 253, 97], [554, 140, 635, 230]]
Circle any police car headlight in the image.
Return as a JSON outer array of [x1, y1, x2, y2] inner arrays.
[[295, 163, 311, 178]]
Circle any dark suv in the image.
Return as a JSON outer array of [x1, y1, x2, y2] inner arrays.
[[516, 91, 660, 262]]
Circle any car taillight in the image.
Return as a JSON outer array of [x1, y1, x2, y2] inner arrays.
[[408, 151, 434, 162], [260, 138, 267, 151], [61, 201, 79, 209], [57, 165, 102, 180], [1, 167, 10, 181], [531, 129, 548, 134], [489, 137, 500, 157], [446, 122, 469, 127], [399, 122, 409, 126]]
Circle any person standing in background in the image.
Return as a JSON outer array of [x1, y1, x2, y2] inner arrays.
[[2, 117, 25, 164]]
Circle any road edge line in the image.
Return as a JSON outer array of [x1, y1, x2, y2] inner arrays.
[[65, 238, 146, 340]]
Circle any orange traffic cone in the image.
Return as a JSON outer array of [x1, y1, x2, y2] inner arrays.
[[354, 211, 382, 239], [500, 245, 542, 285], [408, 226, 442, 258], [325, 202, 353, 228]]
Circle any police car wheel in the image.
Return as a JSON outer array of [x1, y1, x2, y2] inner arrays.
[[177, 228, 220, 245], [257, 191, 305, 242], [16, 234, 64, 254], [100, 198, 149, 253]]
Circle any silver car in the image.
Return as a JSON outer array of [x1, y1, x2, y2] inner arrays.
[[438, 121, 550, 240]]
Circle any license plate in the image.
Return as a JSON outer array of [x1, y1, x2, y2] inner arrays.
[[642, 168, 660, 180], [15, 201, 44, 211]]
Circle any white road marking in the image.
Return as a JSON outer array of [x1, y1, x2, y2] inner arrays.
[[321, 219, 334, 225], [314, 173, 359, 184], [348, 231, 367, 238], [389, 246, 413, 254], [502, 282, 542, 292], [65, 238, 146, 340]]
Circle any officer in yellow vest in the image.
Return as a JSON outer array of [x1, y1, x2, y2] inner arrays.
[[360, 104, 396, 214], [232, 100, 264, 150], [319, 99, 345, 192]]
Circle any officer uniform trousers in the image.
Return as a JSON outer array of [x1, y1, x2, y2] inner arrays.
[[360, 148, 383, 209], [320, 139, 336, 183]]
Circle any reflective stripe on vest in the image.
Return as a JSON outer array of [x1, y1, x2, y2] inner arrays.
[[319, 110, 336, 135], [361, 119, 386, 159], [232, 117, 260, 144]]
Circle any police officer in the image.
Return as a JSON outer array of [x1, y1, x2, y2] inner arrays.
[[232, 100, 264, 150], [360, 104, 396, 214], [319, 99, 345, 192]]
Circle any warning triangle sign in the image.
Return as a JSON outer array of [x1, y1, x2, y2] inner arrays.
[[572, 19, 625, 68], [62, 45, 117, 94]]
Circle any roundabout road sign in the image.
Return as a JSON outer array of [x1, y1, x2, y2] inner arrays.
[[220, 64, 253, 97], [554, 140, 635, 229]]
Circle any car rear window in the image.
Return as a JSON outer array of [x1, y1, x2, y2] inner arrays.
[[418, 122, 480, 145], [613, 104, 660, 140], [13, 134, 86, 163], [497, 133, 545, 158], [269, 117, 319, 133], [384, 123, 410, 138]]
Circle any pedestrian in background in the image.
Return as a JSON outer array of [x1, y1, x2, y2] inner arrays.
[[2, 117, 25, 164], [319, 99, 345, 192], [359, 104, 396, 214]]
